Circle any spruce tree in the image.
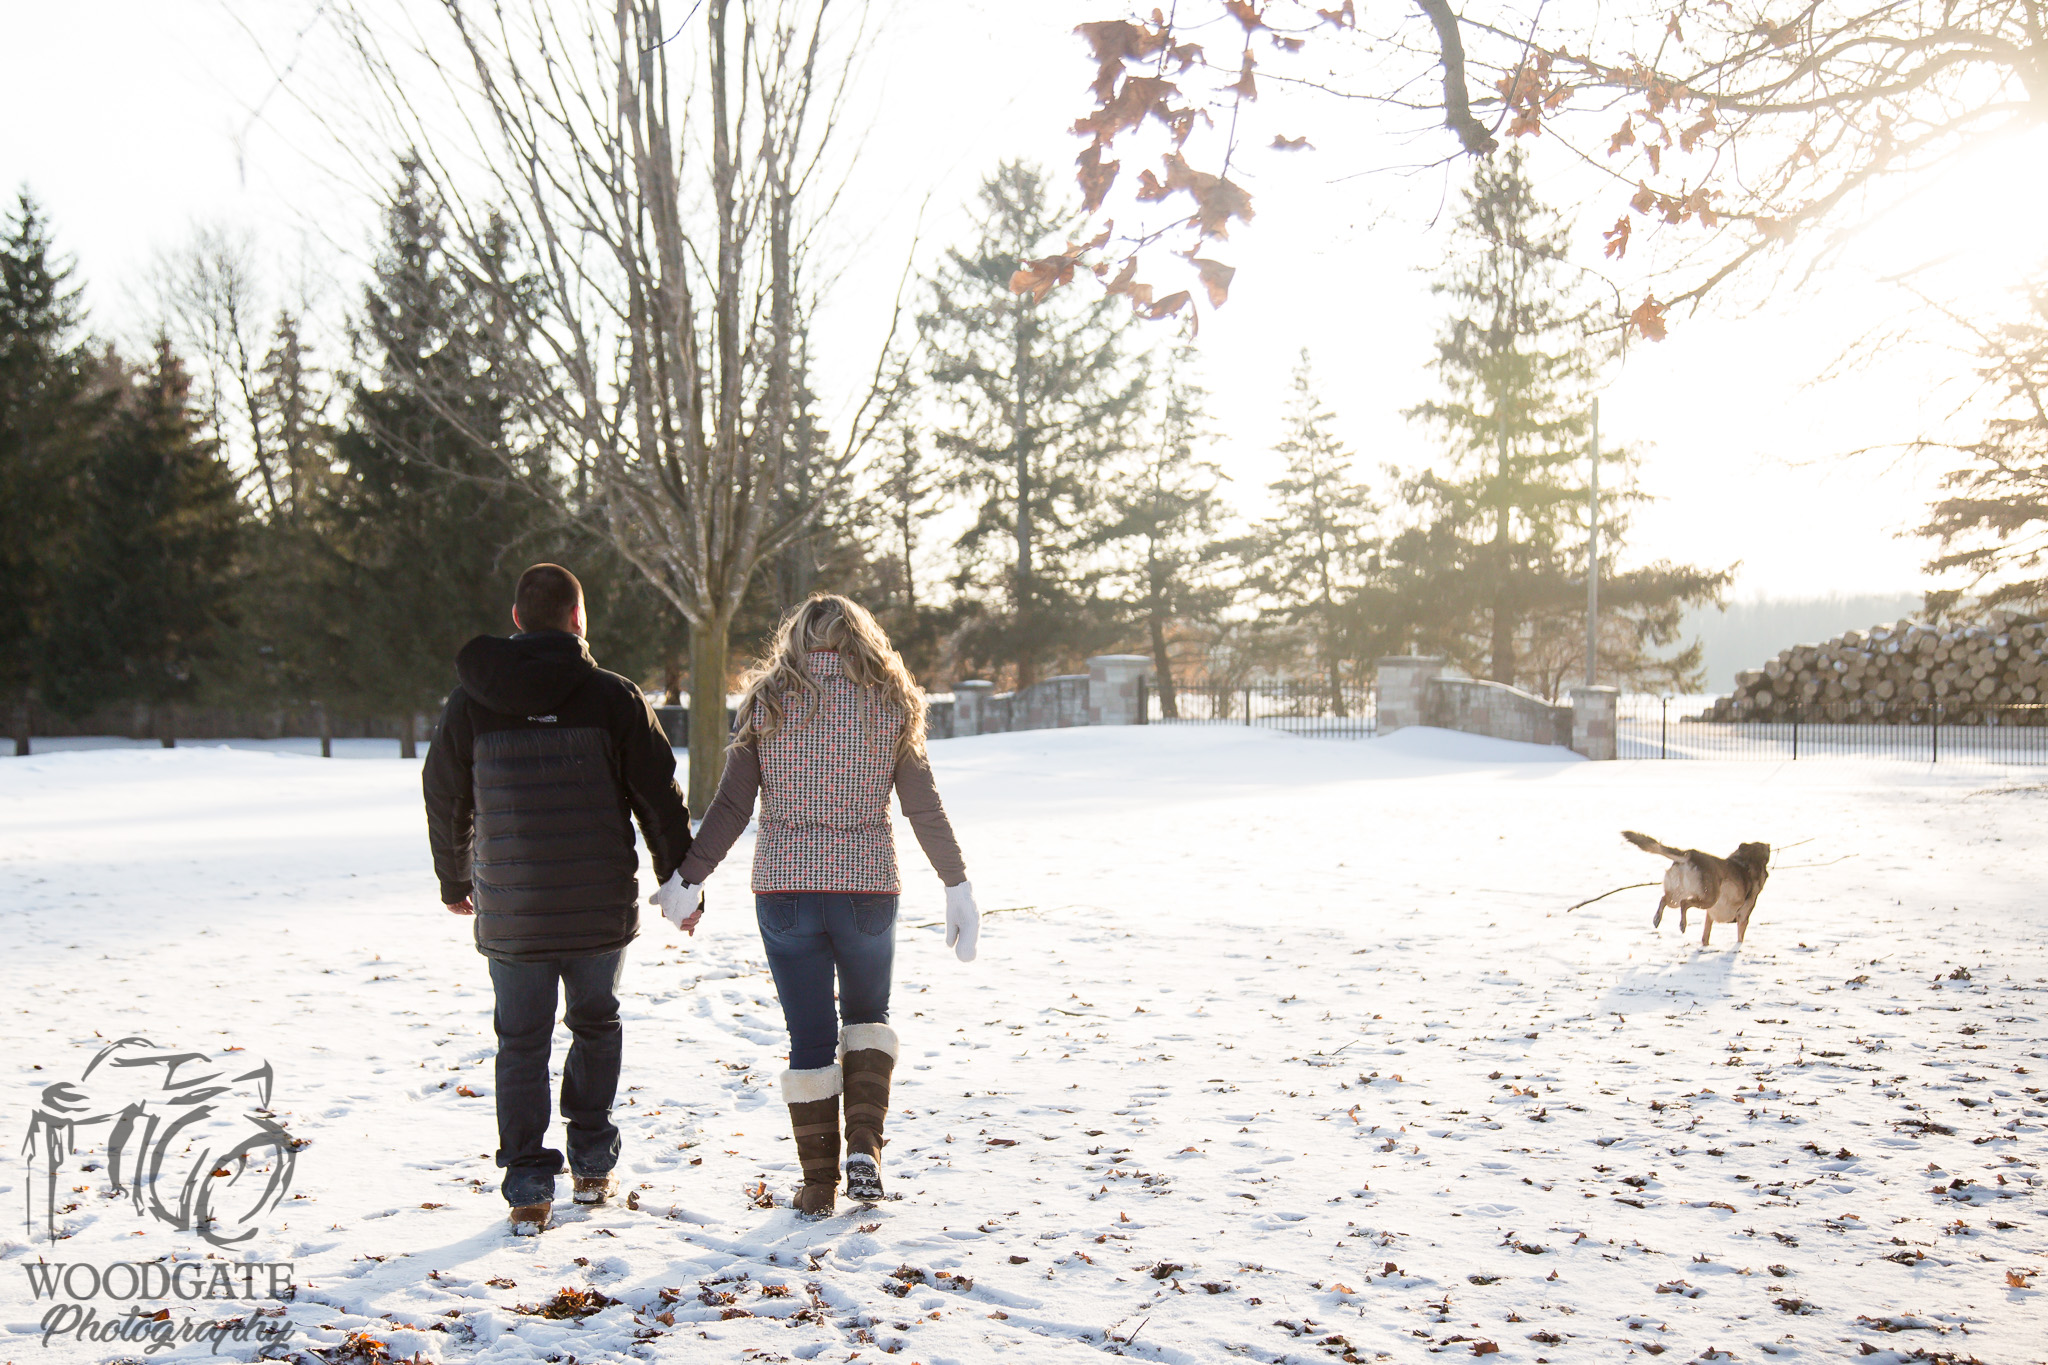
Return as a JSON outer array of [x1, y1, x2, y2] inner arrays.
[[1922, 274, 2048, 610], [1401, 149, 1725, 694], [1246, 353, 1381, 712], [51, 342, 242, 719], [317, 163, 559, 724], [921, 161, 1145, 685], [0, 193, 106, 745], [1090, 344, 1233, 716]]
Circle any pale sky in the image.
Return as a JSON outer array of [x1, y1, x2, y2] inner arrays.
[[5, 0, 2040, 601]]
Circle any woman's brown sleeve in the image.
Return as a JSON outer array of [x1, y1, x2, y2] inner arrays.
[[894, 750, 968, 886], [676, 744, 762, 884]]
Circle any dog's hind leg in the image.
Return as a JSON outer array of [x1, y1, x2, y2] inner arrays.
[[1736, 911, 1751, 944], [1653, 894, 1668, 929], [1701, 917, 1714, 947]]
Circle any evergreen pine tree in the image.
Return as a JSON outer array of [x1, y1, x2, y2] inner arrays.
[[1246, 352, 1381, 712], [318, 163, 559, 724], [1922, 274, 2048, 611], [1090, 344, 1233, 716], [50, 341, 242, 720], [0, 192, 108, 746], [921, 161, 1145, 686], [1400, 149, 1725, 694]]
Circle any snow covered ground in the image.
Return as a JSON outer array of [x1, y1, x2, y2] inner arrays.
[[1, 726, 2042, 1365]]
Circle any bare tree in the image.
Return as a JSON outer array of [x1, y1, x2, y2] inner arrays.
[[338, 0, 899, 805], [147, 227, 277, 511]]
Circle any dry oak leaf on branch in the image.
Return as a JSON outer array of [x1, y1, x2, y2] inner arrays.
[[1194, 257, 1236, 307], [1224, 0, 1267, 31], [1602, 214, 1632, 259], [1629, 295, 1669, 341], [1134, 152, 1255, 239], [1072, 74, 1194, 150]]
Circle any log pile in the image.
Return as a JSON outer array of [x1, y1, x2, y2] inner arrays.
[[1700, 612, 2048, 724]]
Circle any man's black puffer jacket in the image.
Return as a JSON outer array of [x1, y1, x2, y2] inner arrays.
[[423, 630, 691, 962]]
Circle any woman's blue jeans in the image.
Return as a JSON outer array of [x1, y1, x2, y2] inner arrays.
[[756, 892, 897, 1070]]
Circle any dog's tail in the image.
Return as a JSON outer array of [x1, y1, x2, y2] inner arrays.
[[1622, 829, 1685, 861]]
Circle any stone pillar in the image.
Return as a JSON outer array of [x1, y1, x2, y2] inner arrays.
[[1087, 655, 1151, 726], [1375, 656, 1445, 735], [1570, 685, 1618, 760], [954, 680, 994, 737]]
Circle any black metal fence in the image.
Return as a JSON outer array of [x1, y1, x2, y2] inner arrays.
[[1619, 696, 2048, 763], [1140, 678, 1377, 738]]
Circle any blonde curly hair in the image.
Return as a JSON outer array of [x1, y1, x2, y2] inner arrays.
[[731, 594, 928, 761]]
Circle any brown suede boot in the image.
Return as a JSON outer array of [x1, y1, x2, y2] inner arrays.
[[508, 1202, 551, 1235], [839, 1023, 897, 1202], [781, 1063, 842, 1218]]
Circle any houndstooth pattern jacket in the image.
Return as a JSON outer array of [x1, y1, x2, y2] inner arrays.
[[676, 650, 969, 894], [751, 651, 904, 892]]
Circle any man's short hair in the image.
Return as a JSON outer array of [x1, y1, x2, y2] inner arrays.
[[514, 564, 584, 632]]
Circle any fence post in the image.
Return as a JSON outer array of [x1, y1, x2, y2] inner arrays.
[[1660, 696, 1668, 760], [1136, 673, 1149, 725], [1792, 704, 1800, 761], [1932, 702, 1940, 764], [1243, 688, 1253, 728]]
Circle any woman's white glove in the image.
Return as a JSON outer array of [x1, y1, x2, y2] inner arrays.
[[944, 880, 979, 962], [650, 871, 704, 936]]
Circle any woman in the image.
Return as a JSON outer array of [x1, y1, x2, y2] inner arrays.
[[655, 594, 978, 1217]]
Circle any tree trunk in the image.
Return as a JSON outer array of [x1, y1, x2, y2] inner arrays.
[[663, 655, 683, 707], [12, 698, 28, 757], [1148, 608, 1178, 720], [399, 714, 418, 760], [1489, 583, 1515, 685], [1489, 406, 1515, 685], [687, 613, 733, 813], [317, 701, 332, 759], [1011, 299, 1036, 689]]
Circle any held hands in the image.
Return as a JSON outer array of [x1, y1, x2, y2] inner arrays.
[[944, 880, 979, 963], [650, 871, 705, 936], [445, 898, 474, 916]]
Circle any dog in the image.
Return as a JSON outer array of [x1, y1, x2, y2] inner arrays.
[[1622, 830, 1772, 945]]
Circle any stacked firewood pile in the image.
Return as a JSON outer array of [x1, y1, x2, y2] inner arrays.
[[1699, 613, 2048, 723]]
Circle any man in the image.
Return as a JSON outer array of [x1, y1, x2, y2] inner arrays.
[[423, 563, 700, 1234]]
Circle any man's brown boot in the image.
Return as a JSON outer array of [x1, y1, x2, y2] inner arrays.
[[839, 1024, 897, 1203], [572, 1174, 616, 1205], [508, 1201, 551, 1235], [781, 1063, 842, 1218]]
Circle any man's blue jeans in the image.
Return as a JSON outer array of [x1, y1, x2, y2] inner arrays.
[[487, 948, 625, 1206], [756, 892, 897, 1070]]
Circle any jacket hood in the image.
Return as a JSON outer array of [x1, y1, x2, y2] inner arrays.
[[456, 630, 599, 716]]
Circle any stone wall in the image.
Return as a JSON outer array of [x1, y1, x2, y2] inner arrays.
[[954, 657, 1153, 737], [1432, 677, 1573, 748], [1374, 656, 1612, 759]]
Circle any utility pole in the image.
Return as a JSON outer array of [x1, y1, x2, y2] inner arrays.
[[1585, 397, 1600, 688]]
